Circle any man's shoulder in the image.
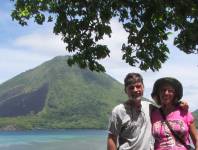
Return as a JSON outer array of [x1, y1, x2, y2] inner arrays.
[[111, 103, 129, 115], [141, 97, 159, 109], [112, 103, 124, 111], [141, 97, 154, 104]]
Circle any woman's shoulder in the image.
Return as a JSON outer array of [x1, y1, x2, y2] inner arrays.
[[176, 107, 194, 125], [151, 106, 161, 117], [150, 104, 160, 113], [150, 107, 162, 122]]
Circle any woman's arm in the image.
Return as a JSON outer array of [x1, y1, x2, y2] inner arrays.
[[107, 133, 117, 150], [189, 121, 198, 150]]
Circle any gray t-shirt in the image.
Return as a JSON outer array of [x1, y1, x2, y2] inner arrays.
[[108, 99, 154, 150]]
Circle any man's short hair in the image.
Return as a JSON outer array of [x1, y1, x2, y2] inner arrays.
[[124, 73, 143, 88]]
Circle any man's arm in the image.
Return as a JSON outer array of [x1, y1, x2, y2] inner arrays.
[[177, 100, 189, 110], [107, 133, 117, 150]]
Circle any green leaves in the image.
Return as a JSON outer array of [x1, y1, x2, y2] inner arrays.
[[67, 44, 109, 72], [10, 0, 198, 72], [35, 13, 45, 24]]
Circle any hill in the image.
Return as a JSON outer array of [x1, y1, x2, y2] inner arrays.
[[193, 109, 198, 128], [0, 56, 126, 130]]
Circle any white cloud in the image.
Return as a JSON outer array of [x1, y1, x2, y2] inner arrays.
[[0, 47, 54, 84], [98, 19, 127, 56], [13, 32, 67, 57]]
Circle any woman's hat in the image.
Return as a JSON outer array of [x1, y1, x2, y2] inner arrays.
[[151, 77, 183, 105]]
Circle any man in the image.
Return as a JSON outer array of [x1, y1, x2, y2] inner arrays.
[[107, 73, 154, 150]]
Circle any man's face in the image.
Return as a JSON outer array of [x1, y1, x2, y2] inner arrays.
[[125, 82, 144, 101]]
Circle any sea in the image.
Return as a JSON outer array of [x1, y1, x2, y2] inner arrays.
[[0, 129, 107, 150]]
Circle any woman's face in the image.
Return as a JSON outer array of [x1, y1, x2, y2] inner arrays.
[[159, 84, 176, 106]]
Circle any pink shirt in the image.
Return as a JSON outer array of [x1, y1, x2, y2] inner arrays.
[[151, 107, 194, 150]]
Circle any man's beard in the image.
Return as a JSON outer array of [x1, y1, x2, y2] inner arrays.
[[129, 95, 142, 102]]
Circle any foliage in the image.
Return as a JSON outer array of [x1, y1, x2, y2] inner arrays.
[[10, 0, 198, 72], [193, 109, 198, 128]]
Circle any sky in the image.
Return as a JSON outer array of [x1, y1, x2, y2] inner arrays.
[[0, 2, 198, 111]]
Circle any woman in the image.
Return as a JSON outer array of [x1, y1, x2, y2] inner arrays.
[[151, 77, 198, 150]]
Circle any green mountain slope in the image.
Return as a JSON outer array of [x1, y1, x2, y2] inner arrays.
[[193, 110, 198, 128], [0, 56, 126, 130]]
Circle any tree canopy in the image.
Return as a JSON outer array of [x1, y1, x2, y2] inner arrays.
[[11, 0, 198, 72]]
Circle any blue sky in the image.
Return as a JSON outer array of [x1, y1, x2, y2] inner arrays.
[[1, 2, 198, 111]]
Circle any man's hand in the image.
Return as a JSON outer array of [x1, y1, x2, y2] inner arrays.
[[178, 101, 189, 110]]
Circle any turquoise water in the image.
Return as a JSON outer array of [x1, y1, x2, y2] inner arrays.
[[0, 129, 108, 150]]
